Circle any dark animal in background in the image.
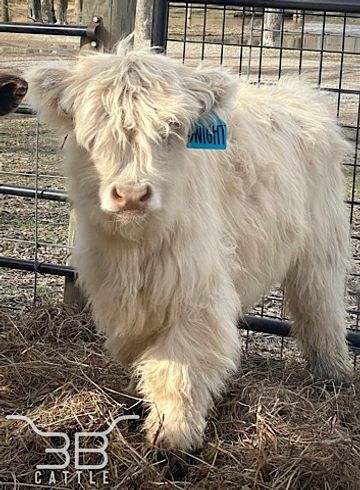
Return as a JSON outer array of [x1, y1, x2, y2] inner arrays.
[[0, 74, 28, 116]]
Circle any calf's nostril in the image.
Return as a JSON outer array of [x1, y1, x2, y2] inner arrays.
[[16, 86, 27, 97], [140, 185, 152, 202], [110, 184, 152, 211], [112, 186, 125, 201]]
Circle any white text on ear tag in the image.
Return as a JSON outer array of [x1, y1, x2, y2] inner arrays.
[[187, 117, 227, 150]]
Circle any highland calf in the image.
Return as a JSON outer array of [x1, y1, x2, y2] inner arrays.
[[26, 40, 351, 451]]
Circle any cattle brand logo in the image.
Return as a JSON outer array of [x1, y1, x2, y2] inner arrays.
[[6, 413, 139, 486], [187, 116, 227, 150]]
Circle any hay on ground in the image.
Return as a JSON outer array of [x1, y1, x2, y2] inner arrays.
[[0, 306, 359, 489]]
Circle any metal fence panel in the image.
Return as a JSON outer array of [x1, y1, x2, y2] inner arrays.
[[0, 20, 100, 308]]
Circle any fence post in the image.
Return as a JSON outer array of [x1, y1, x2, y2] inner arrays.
[[63, 209, 87, 310], [187, 3, 192, 27], [135, 0, 152, 42], [56, 0, 68, 23], [42, 0, 56, 23], [81, 0, 137, 50], [263, 9, 282, 47], [151, 0, 168, 48], [74, 0, 83, 23]]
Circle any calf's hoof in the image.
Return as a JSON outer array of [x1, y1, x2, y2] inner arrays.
[[310, 353, 352, 388], [156, 450, 189, 481], [144, 407, 205, 453]]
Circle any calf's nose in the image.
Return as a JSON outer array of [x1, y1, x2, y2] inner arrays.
[[111, 183, 152, 211]]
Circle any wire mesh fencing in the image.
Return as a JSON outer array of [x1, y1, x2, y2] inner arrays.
[[0, 115, 71, 308], [0, 21, 100, 309]]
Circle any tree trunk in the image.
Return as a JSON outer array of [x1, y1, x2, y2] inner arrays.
[[56, 0, 68, 24], [293, 10, 301, 23], [42, 0, 56, 22], [74, 0, 83, 23], [29, 0, 42, 21], [187, 4, 192, 27], [263, 9, 282, 47], [82, 0, 137, 51], [2, 0, 9, 21]]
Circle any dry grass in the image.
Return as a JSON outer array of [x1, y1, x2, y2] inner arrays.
[[0, 306, 359, 489]]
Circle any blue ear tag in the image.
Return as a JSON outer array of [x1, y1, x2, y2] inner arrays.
[[187, 116, 227, 150]]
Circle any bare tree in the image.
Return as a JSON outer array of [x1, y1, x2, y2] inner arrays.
[[28, 0, 42, 21], [263, 9, 282, 47], [187, 4, 192, 27], [42, 0, 56, 22], [74, 0, 83, 23], [56, 0, 68, 23], [2, 0, 9, 21], [293, 10, 301, 23]]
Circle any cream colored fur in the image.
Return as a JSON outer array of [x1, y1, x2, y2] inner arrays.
[[26, 39, 352, 451]]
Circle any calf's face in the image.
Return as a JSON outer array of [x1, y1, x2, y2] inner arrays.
[[0, 75, 28, 116], [26, 46, 236, 230]]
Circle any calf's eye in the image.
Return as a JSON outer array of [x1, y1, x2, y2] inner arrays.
[[169, 120, 182, 131]]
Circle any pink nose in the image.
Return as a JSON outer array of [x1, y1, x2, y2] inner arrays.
[[111, 183, 152, 211]]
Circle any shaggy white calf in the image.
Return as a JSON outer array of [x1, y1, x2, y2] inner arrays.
[[26, 40, 351, 451]]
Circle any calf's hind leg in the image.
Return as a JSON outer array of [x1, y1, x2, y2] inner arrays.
[[285, 222, 351, 384]]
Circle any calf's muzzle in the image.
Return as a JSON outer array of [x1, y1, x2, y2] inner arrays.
[[110, 182, 152, 212]]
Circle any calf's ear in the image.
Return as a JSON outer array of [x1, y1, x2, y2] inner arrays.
[[185, 66, 239, 119], [25, 61, 74, 134]]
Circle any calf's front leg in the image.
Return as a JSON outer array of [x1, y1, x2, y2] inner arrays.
[[134, 300, 240, 451]]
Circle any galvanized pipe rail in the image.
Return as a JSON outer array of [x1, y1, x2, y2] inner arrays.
[[0, 184, 67, 202], [0, 256, 74, 278], [3, 183, 360, 209], [14, 105, 36, 115], [0, 19, 100, 39], [0, 251, 359, 347], [242, 316, 360, 349]]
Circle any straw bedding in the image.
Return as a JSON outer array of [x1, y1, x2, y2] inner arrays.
[[0, 306, 359, 489]]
